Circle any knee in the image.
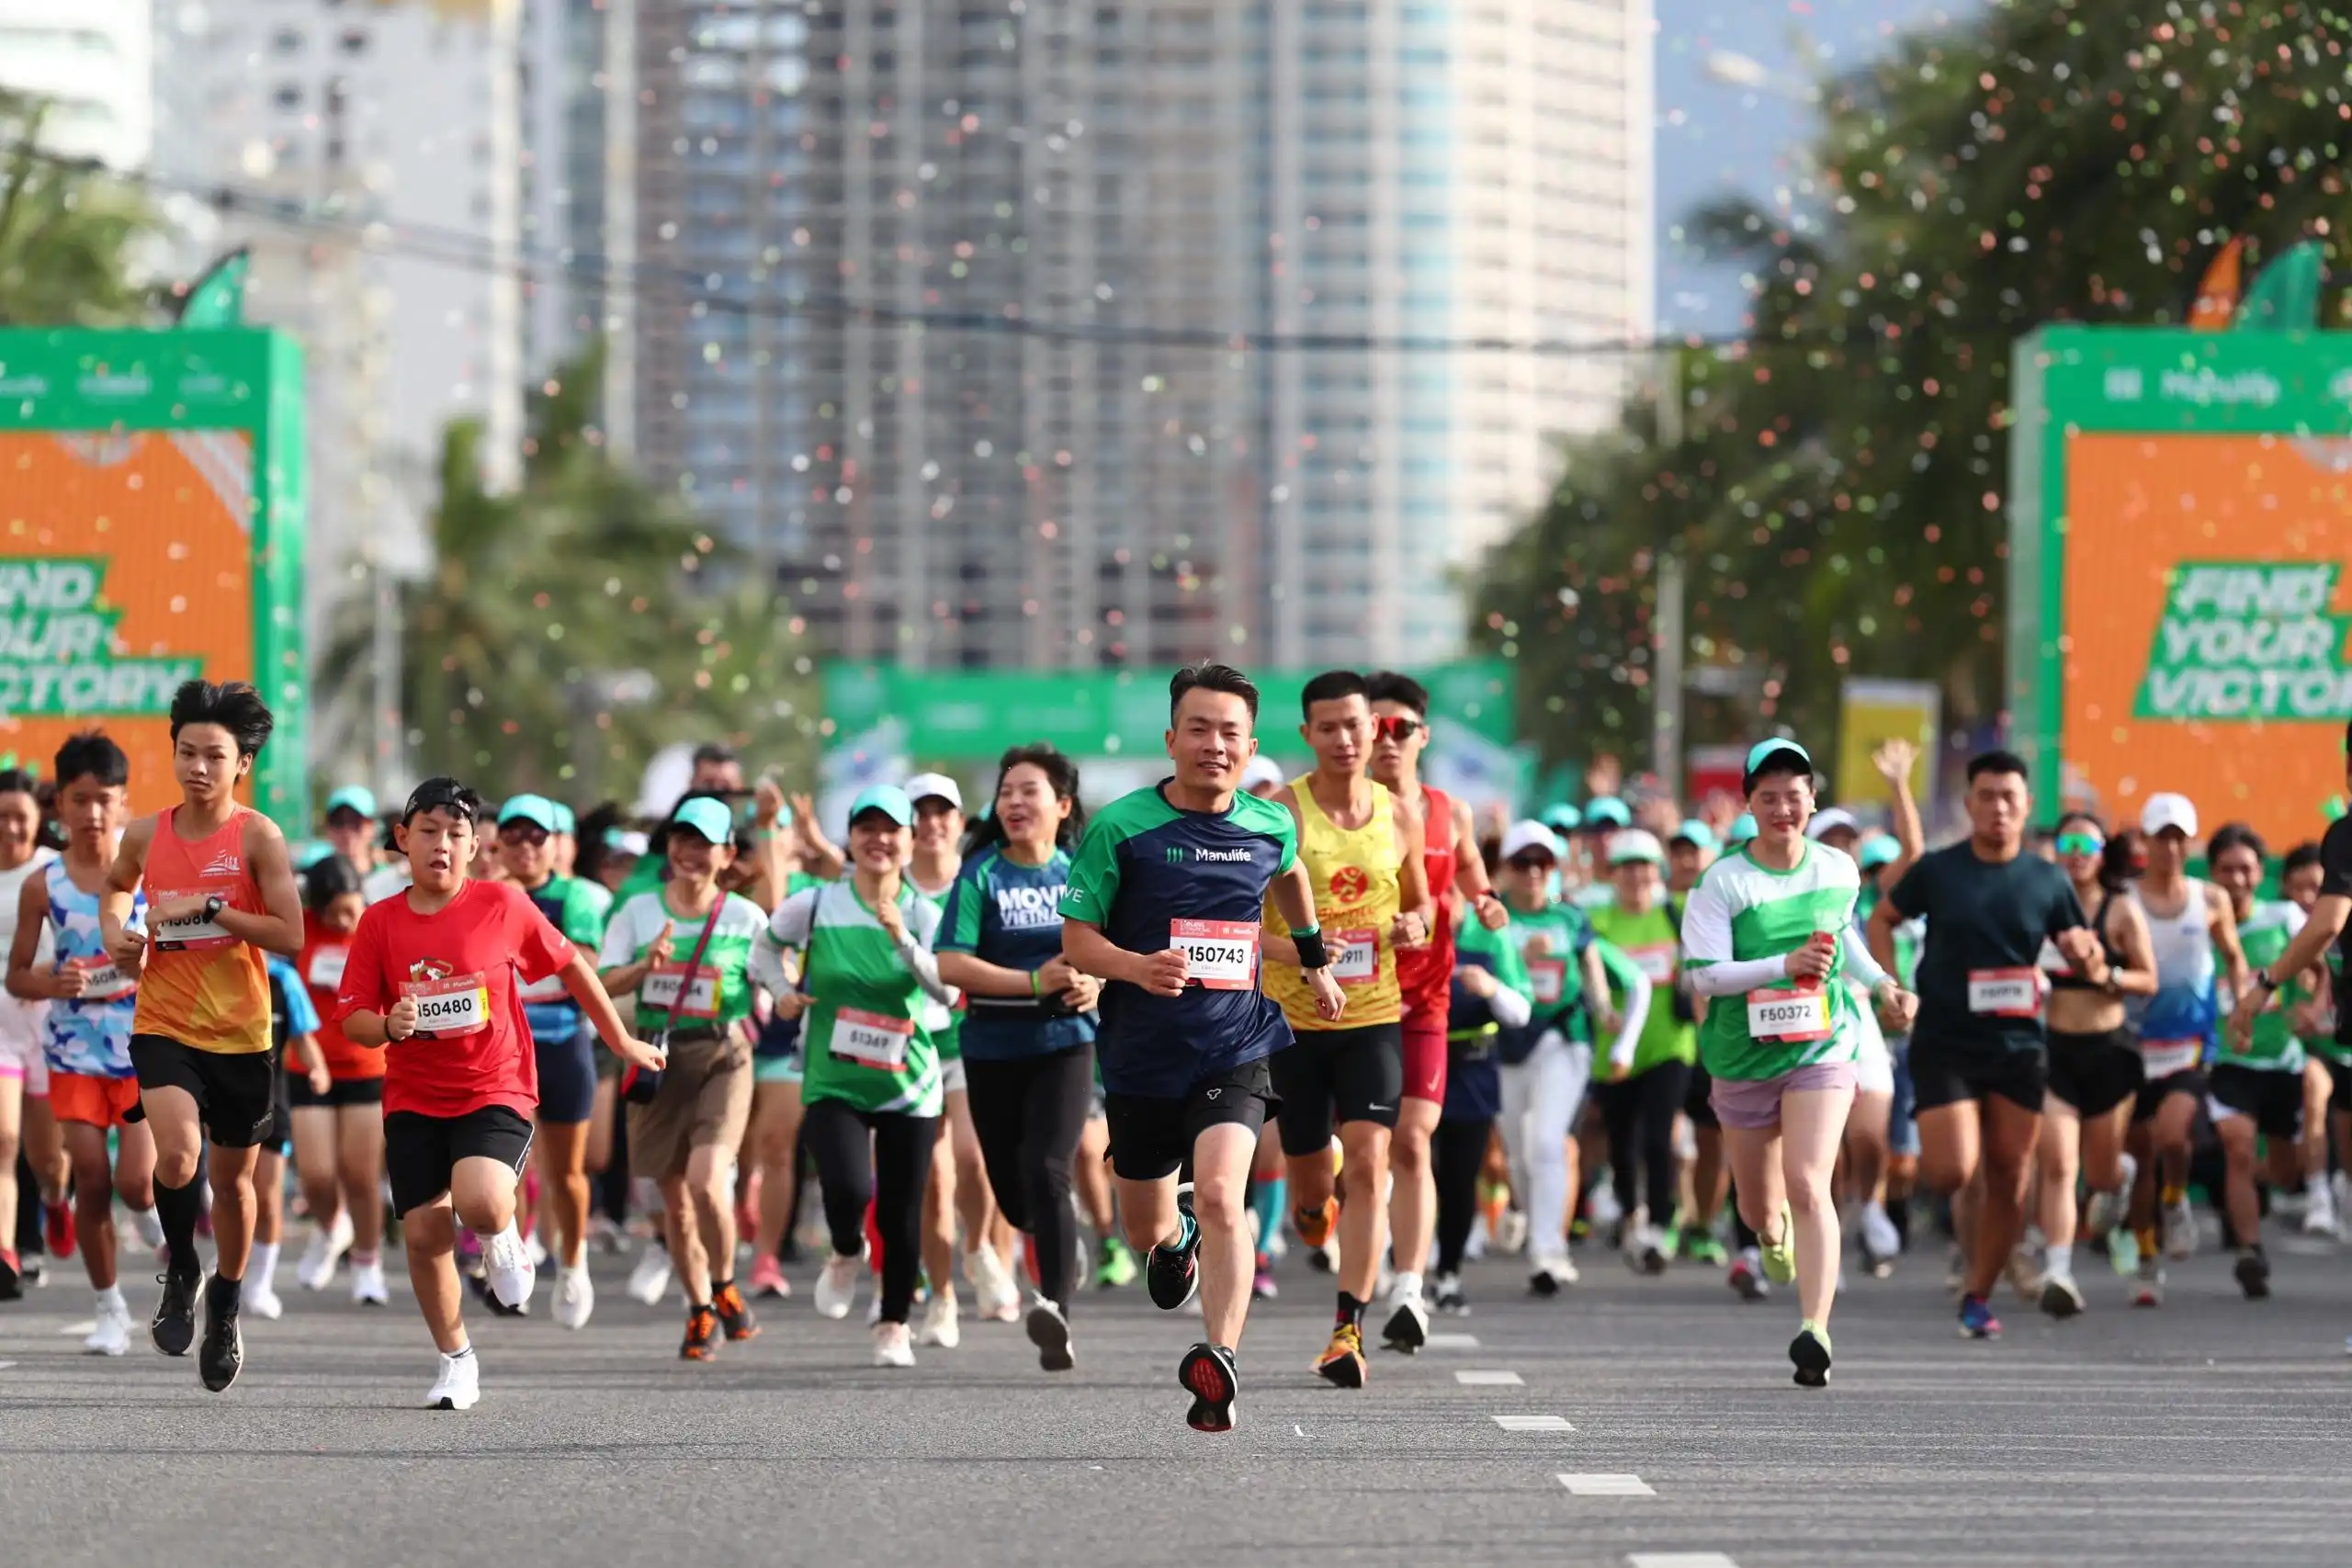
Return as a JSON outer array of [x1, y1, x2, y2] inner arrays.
[[401, 1206, 453, 1256], [1918, 1153, 1968, 1198], [155, 1149, 200, 1189], [1784, 1164, 1834, 1213], [1388, 1132, 1430, 1179], [1192, 1174, 1246, 1234]]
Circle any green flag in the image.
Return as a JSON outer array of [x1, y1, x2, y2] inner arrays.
[[175, 249, 250, 328], [2233, 239, 2324, 332]]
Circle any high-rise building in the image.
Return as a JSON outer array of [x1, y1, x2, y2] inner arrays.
[[616, 1, 1651, 670], [0, 0, 153, 170]]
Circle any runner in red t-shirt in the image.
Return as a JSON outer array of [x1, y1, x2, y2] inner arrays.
[[288, 853, 390, 1303], [336, 778, 662, 1411], [1367, 671, 1510, 1352]]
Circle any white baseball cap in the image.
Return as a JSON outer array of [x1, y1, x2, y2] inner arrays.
[[2141, 792, 2198, 839], [1806, 807, 1860, 840], [903, 772, 963, 811], [1499, 820, 1562, 862], [1607, 829, 1666, 866], [1239, 754, 1286, 791]]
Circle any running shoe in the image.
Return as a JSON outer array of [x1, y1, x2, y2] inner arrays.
[[627, 1243, 673, 1305], [1024, 1292, 1075, 1372], [1179, 1342, 1238, 1433], [469, 1270, 526, 1317], [1632, 1223, 1669, 1276], [872, 1321, 916, 1368], [1432, 1273, 1469, 1315], [917, 1291, 962, 1348], [553, 1263, 595, 1330], [814, 1247, 865, 1320], [1727, 1254, 1769, 1303], [43, 1197, 74, 1259], [1251, 1263, 1278, 1301], [351, 1257, 391, 1307], [2039, 1269, 2086, 1319], [2164, 1193, 2199, 1258], [1313, 1322, 1367, 1389], [750, 1254, 792, 1300], [2132, 1257, 2165, 1308], [243, 1270, 285, 1322], [712, 1280, 761, 1341], [1789, 1321, 1832, 1388], [1294, 1195, 1339, 1251], [427, 1350, 481, 1411], [485, 1226, 537, 1313], [2301, 1186, 2339, 1239], [298, 1209, 354, 1291], [1527, 1253, 1579, 1297], [1943, 1244, 1968, 1294], [152, 1267, 202, 1357], [2082, 1187, 2121, 1244], [0, 1249, 19, 1302], [198, 1280, 243, 1393], [1859, 1203, 1901, 1277], [2007, 1245, 2044, 1306], [1759, 1202, 1797, 1286], [131, 1205, 164, 1253], [85, 1293, 132, 1356], [966, 1244, 1023, 1324], [2108, 1226, 2142, 1277], [1493, 1207, 1529, 1257], [1381, 1280, 1430, 1354], [1585, 1181, 1624, 1234], [1957, 1293, 2001, 1340], [1147, 1187, 1202, 1312], [1679, 1232, 1727, 1267], [1093, 1235, 1137, 1290], [680, 1303, 719, 1361], [2233, 1248, 2271, 1301], [19, 1253, 43, 1288]]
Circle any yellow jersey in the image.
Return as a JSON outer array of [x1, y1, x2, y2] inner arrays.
[[1264, 774, 1403, 1030]]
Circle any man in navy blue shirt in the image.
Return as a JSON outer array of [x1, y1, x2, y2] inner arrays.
[[1064, 660, 1342, 1432]]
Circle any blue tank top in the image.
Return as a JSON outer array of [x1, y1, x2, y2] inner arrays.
[[2132, 878, 2217, 1054], [45, 860, 141, 1078]]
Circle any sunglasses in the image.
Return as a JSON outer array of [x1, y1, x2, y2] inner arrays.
[[2054, 832, 2104, 857], [1374, 715, 1423, 743], [498, 823, 551, 847]]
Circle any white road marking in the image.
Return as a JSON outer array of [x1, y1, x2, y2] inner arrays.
[[1626, 1555, 1736, 1567], [1455, 1369, 1524, 1386], [1558, 1473, 1655, 1496], [59, 1320, 95, 1337], [1492, 1414, 1574, 1431], [1426, 1332, 1479, 1349], [0, 1359, 15, 1369]]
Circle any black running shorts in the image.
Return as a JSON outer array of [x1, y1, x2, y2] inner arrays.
[[1102, 1058, 1274, 1183], [1906, 1035, 2048, 1115], [385, 1106, 536, 1217], [2044, 1028, 2144, 1119], [1271, 1021, 1406, 1156], [130, 1034, 277, 1150], [2207, 1063, 2304, 1143]]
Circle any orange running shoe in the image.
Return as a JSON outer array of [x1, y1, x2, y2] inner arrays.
[[1293, 1197, 1339, 1250], [681, 1303, 719, 1360], [1313, 1322, 1366, 1389], [713, 1280, 762, 1341]]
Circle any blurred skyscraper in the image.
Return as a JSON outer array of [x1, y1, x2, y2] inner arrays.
[[0, 0, 153, 169]]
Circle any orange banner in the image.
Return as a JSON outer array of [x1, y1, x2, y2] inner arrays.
[[2061, 433, 2352, 846]]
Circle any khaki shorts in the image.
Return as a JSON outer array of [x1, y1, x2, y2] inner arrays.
[[626, 1029, 753, 1180]]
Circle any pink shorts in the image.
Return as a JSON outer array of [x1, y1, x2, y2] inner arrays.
[[1708, 1061, 1860, 1130]]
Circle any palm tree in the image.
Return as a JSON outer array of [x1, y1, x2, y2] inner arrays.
[[0, 92, 154, 325]]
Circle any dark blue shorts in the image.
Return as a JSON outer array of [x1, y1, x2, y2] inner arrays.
[[534, 1030, 598, 1124]]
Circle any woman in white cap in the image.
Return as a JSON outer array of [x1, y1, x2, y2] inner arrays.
[[1588, 829, 1686, 1273]]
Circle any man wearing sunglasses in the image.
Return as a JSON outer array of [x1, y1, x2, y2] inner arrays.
[[496, 795, 613, 1329]]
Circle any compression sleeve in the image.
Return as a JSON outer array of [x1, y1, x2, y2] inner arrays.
[[1487, 983, 1532, 1030], [1838, 932, 1893, 991], [1685, 954, 1793, 997], [1599, 943, 1652, 1066]]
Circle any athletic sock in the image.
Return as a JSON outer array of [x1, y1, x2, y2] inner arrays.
[[1391, 1269, 1422, 1303], [2043, 1243, 2073, 1278], [153, 1176, 201, 1276], [1335, 1291, 1366, 1331], [351, 1247, 379, 1267], [205, 1273, 241, 1316], [2159, 1182, 2186, 1208], [2134, 1224, 2159, 1257], [96, 1283, 125, 1312], [1250, 1176, 1287, 1247], [712, 1275, 734, 1295], [445, 1342, 475, 1360], [249, 1241, 280, 1289]]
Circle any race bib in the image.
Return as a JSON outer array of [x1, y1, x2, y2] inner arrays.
[[1626, 942, 1678, 985], [1526, 959, 1566, 1006], [401, 973, 491, 1037], [149, 888, 232, 952], [1170, 919, 1259, 991], [641, 963, 720, 1020], [1332, 928, 1379, 987], [1747, 986, 1833, 1043], [1967, 967, 2042, 1018], [832, 1007, 914, 1069], [517, 972, 570, 1003], [2142, 1036, 2202, 1077], [306, 947, 349, 992], [69, 955, 135, 1001]]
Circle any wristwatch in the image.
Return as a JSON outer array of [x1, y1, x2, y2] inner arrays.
[[202, 894, 226, 923], [2254, 970, 2279, 994]]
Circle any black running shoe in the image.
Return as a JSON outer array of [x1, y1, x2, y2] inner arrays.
[[0, 1250, 21, 1302], [1179, 1342, 1238, 1433], [198, 1281, 243, 1392], [1789, 1325, 1832, 1389], [1147, 1184, 1201, 1312], [152, 1268, 202, 1357], [1025, 1295, 1075, 1372], [2233, 1249, 2271, 1301]]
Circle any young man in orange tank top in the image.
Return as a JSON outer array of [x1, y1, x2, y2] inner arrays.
[[1262, 671, 1433, 1390], [101, 680, 306, 1393]]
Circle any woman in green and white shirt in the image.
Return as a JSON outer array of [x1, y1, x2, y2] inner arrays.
[[597, 795, 771, 1360], [1682, 740, 1915, 1389], [751, 784, 958, 1368]]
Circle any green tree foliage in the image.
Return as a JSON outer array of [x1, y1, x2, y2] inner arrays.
[[321, 347, 817, 804], [1474, 0, 2352, 773], [0, 93, 155, 325]]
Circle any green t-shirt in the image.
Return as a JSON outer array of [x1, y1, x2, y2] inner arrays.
[[1503, 900, 1596, 1041], [597, 888, 767, 1035], [910, 869, 964, 1063], [1683, 842, 1865, 1081], [757, 878, 947, 1116], [1452, 915, 1535, 1032], [2222, 899, 2308, 1071], [1589, 901, 1698, 1072]]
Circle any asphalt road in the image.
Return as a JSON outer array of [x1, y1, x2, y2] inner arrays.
[[4, 1223, 2350, 1568]]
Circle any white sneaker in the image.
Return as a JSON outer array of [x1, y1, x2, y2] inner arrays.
[[1585, 1182, 1623, 1231], [2301, 1186, 2339, 1238], [244, 1274, 285, 1321], [2082, 1187, 2120, 1242], [813, 1247, 864, 1320], [1528, 1253, 1579, 1295], [427, 1350, 481, 1411], [131, 1206, 164, 1252], [872, 1320, 916, 1367], [350, 1258, 390, 1306], [485, 1226, 537, 1312], [527, 1234, 549, 1268], [917, 1291, 961, 1348], [964, 1246, 1021, 1323], [84, 1295, 132, 1356], [1860, 1201, 1903, 1261], [2165, 1194, 2199, 1258], [627, 1247, 673, 1305], [552, 1263, 595, 1330], [1494, 1209, 1529, 1256], [298, 1210, 354, 1292], [2333, 1171, 2352, 1229]]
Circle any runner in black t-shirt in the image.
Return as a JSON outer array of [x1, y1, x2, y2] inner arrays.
[[2229, 720, 2352, 1099], [1867, 750, 2099, 1341]]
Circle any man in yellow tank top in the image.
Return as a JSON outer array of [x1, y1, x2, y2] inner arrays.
[[1261, 671, 1432, 1389]]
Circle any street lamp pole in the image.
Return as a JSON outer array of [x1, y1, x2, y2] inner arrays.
[[1653, 351, 1685, 800]]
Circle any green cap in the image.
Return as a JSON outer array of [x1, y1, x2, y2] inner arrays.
[[324, 785, 378, 821], [1540, 803, 1582, 833], [849, 784, 916, 828], [669, 796, 735, 845], [1742, 739, 1814, 789], [1727, 812, 1759, 845], [294, 840, 335, 871], [498, 794, 560, 832], [1858, 833, 1903, 871], [1670, 818, 1718, 852], [550, 801, 576, 835], [1581, 795, 1632, 830]]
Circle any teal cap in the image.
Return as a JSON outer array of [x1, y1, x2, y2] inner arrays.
[[1540, 803, 1582, 833], [1670, 819, 1718, 852], [294, 840, 335, 871], [550, 802, 576, 835], [1859, 833, 1903, 871], [498, 794, 560, 832], [1581, 795, 1632, 830], [1727, 812, 1759, 845], [848, 784, 916, 829], [324, 785, 378, 821], [669, 796, 735, 845], [1743, 739, 1815, 788]]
